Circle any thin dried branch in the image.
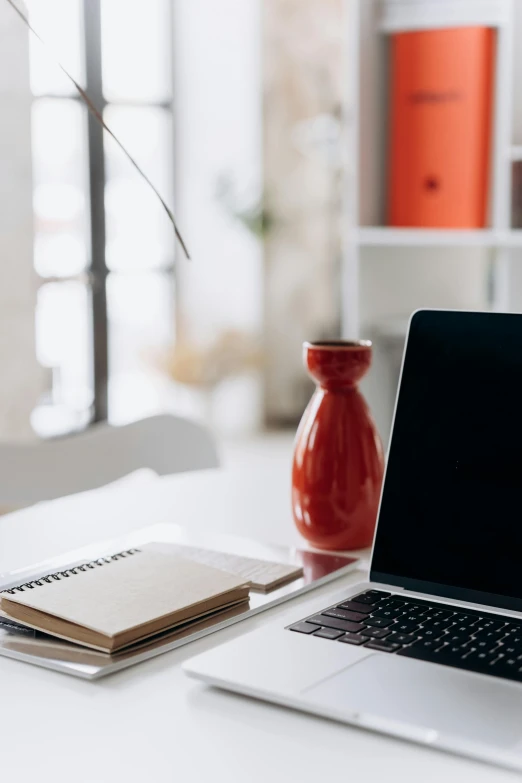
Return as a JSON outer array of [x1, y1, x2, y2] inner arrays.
[[5, 0, 190, 260]]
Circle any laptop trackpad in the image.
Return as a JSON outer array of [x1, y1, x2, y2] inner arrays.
[[305, 654, 522, 749]]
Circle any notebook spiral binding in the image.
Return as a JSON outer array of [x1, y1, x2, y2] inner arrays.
[[1, 548, 141, 595]]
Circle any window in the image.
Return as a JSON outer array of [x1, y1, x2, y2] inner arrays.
[[28, 0, 176, 436]]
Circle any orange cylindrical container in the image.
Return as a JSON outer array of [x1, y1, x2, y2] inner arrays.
[[387, 26, 494, 228]]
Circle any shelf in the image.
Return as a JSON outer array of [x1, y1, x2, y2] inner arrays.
[[357, 228, 522, 248], [379, 0, 511, 34]]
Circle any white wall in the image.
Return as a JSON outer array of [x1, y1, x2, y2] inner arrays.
[[171, 0, 263, 434], [512, 0, 522, 145], [173, 0, 263, 341], [0, 3, 42, 440]]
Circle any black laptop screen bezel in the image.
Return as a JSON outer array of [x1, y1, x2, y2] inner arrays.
[[369, 309, 522, 616]]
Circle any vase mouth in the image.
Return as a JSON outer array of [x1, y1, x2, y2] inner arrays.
[[305, 340, 372, 350]]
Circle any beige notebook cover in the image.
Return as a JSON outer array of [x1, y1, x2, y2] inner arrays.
[[0, 548, 249, 652]]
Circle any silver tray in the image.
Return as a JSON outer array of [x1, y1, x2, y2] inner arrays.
[[0, 523, 359, 679]]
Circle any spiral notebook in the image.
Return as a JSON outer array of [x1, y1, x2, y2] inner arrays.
[[0, 546, 250, 653]]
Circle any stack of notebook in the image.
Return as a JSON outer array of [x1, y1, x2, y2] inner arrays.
[[0, 546, 252, 654]]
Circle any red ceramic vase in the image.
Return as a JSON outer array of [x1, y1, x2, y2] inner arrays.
[[292, 341, 384, 551]]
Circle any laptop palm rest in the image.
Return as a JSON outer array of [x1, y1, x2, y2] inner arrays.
[[305, 654, 522, 749]]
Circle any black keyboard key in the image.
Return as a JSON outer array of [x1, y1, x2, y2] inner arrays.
[[410, 612, 433, 623], [309, 615, 364, 634], [363, 616, 394, 629], [474, 639, 496, 652], [338, 633, 366, 646], [399, 639, 522, 683], [486, 652, 507, 666], [377, 600, 407, 611], [421, 628, 447, 641], [441, 643, 468, 656], [436, 646, 478, 666], [473, 628, 505, 644], [398, 643, 461, 665], [394, 621, 422, 634], [360, 626, 391, 639], [462, 650, 502, 668], [351, 593, 384, 606], [421, 618, 455, 632], [405, 606, 431, 619], [409, 639, 442, 653], [427, 609, 455, 620], [365, 590, 391, 599], [323, 608, 368, 623], [501, 634, 522, 647], [401, 613, 426, 625], [289, 622, 320, 634], [387, 632, 418, 645], [445, 632, 471, 645], [454, 614, 481, 628], [313, 628, 343, 640], [371, 600, 392, 611], [397, 641, 440, 661], [501, 644, 522, 657], [371, 607, 405, 621], [364, 640, 401, 653], [503, 631, 522, 646], [479, 619, 507, 632], [337, 601, 371, 615], [452, 623, 477, 635], [503, 623, 522, 636], [492, 657, 520, 677]]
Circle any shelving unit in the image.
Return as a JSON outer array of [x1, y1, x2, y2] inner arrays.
[[342, 0, 520, 443], [357, 228, 522, 248], [342, 0, 518, 340]]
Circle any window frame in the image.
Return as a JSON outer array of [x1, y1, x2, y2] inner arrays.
[[31, 0, 177, 427]]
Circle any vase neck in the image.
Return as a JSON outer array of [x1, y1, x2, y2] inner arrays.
[[319, 381, 359, 392], [304, 344, 372, 388]]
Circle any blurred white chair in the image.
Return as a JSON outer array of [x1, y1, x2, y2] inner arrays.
[[0, 414, 219, 507]]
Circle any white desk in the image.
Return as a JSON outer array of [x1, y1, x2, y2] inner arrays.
[[0, 441, 513, 783]]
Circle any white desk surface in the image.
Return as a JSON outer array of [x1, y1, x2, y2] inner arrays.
[[0, 437, 513, 783]]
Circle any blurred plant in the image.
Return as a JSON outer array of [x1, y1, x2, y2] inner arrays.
[[215, 173, 274, 239], [160, 330, 263, 390]]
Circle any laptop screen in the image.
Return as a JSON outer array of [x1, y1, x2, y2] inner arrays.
[[371, 310, 522, 610]]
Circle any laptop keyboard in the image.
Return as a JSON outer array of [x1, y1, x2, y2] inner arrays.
[[288, 589, 522, 684]]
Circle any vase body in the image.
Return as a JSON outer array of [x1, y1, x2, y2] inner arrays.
[[292, 341, 384, 551]]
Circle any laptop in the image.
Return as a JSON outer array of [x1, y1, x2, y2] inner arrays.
[[184, 310, 522, 772]]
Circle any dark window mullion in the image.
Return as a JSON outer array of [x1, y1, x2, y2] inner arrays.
[[83, 0, 109, 422]]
